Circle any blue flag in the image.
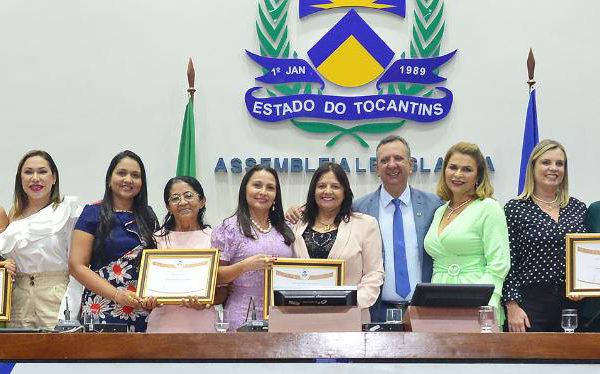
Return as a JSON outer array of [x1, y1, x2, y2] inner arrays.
[[518, 89, 539, 194]]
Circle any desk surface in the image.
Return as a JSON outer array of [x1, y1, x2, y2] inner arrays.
[[3, 332, 600, 361]]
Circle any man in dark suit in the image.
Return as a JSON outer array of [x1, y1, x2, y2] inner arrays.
[[353, 135, 442, 322]]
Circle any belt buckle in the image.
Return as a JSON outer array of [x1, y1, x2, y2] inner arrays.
[[447, 264, 460, 276]]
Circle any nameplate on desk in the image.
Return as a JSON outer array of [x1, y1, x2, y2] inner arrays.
[[263, 258, 344, 319], [137, 248, 220, 304], [0, 266, 13, 321], [566, 233, 600, 297]]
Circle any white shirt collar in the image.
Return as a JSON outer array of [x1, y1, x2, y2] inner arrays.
[[380, 185, 411, 208]]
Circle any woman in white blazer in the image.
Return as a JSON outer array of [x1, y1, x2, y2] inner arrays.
[[291, 163, 384, 323]]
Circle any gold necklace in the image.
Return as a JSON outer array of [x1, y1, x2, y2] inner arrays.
[[318, 220, 336, 232], [446, 198, 472, 221], [532, 194, 558, 207]]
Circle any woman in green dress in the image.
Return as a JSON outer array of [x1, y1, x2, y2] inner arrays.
[[424, 142, 510, 326]]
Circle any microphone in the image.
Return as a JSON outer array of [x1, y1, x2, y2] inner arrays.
[[249, 296, 257, 321], [236, 296, 268, 332], [64, 298, 71, 321], [54, 296, 83, 332]]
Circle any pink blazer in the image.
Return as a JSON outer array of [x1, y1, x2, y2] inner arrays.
[[292, 213, 384, 323]]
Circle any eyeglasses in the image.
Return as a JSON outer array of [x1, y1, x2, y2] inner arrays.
[[168, 191, 199, 205]]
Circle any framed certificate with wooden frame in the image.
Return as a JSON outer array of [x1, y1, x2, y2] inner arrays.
[[566, 233, 600, 297], [0, 266, 13, 321], [263, 258, 344, 319], [137, 249, 219, 304]]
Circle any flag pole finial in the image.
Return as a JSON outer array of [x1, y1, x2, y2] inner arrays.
[[527, 48, 536, 91], [187, 58, 196, 100]]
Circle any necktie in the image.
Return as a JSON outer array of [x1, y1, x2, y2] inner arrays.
[[392, 199, 411, 298]]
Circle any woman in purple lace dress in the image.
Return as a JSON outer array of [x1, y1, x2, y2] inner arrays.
[[211, 165, 295, 331]]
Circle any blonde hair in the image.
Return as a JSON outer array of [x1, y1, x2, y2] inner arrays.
[[436, 142, 494, 201], [518, 139, 569, 208]]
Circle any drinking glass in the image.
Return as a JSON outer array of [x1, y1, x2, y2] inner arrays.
[[215, 309, 230, 333], [386, 308, 403, 323], [478, 306, 495, 333], [82, 311, 99, 332], [561, 309, 578, 333], [82, 311, 91, 330]]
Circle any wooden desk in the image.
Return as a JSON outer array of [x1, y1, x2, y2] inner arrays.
[[2, 332, 600, 361]]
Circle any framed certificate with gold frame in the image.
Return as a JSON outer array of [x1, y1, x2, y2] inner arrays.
[[566, 233, 600, 297], [137, 249, 219, 304], [0, 266, 13, 321], [263, 258, 344, 319]]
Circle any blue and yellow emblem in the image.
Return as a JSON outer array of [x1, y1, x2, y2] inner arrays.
[[300, 0, 405, 18], [245, 0, 456, 147], [308, 9, 394, 87]]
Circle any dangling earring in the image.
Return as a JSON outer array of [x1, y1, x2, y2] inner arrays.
[[272, 204, 275, 211]]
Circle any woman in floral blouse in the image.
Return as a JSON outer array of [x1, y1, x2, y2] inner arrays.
[[69, 150, 157, 332]]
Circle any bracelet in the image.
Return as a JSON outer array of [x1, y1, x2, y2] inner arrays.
[[113, 289, 120, 303]]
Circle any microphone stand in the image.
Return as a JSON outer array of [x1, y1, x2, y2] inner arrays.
[[237, 296, 268, 332]]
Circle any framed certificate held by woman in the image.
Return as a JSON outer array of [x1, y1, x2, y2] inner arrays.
[[137, 248, 220, 304], [0, 265, 13, 321], [263, 257, 344, 319], [566, 233, 600, 297]]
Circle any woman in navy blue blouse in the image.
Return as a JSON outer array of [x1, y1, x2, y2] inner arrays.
[[69, 150, 157, 332]]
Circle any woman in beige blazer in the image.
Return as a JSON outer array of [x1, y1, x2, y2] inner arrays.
[[291, 163, 384, 322]]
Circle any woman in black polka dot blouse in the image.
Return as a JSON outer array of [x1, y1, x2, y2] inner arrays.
[[502, 139, 586, 332]]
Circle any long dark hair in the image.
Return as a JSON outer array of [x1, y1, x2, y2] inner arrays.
[[13, 150, 63, 218], [157, 176, 209, 237], [92, 150, 157, 263], [302, 162, 354, 227], [234, 165, 294, 245]]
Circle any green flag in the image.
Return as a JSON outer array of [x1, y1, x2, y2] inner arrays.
[[176, 97, 196, 177]]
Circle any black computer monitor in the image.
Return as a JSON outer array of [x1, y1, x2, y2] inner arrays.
[[273, 286, 358, 306], [410, 283, 494, 307]]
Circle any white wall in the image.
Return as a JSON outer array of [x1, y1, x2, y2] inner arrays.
[[0, 0, 597, 225]]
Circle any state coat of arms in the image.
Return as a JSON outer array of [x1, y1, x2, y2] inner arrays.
[[245, 0, 456, 147]]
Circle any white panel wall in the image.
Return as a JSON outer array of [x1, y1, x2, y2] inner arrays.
[[0, 0, 597, 225]]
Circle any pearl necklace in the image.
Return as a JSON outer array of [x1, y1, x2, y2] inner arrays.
[[250, 217, 272, 233], [446, 198, 472, 221], [532, 194, 558, 207]]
